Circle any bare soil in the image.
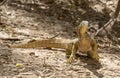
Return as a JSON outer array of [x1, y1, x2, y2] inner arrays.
[[0, 0, 120, 78]]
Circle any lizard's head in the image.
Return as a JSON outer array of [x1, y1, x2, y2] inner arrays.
[[78, 21, 89, 35]]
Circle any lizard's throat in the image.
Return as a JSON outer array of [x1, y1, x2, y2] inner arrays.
[[78, 33, 87, 38]]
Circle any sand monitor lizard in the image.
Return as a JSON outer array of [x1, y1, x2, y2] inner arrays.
[[10, 21, 99, 63]]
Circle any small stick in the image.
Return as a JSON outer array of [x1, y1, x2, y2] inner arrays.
[[0, 37, 25, 41], [49, 33, 60, 39]]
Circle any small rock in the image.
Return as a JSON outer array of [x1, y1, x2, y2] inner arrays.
[[29, 52, 35, 56]]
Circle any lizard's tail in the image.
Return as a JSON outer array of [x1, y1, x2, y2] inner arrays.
[[10, 39, 70, 49]]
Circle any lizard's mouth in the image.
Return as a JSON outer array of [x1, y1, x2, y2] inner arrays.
[[79, 25, 88, 35]]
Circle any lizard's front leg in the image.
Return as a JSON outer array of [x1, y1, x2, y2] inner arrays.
[[67, 43, 77, 64], [87, 40, 99, 61], [66, 43, 73, 58], [66, 49, 72, 58]]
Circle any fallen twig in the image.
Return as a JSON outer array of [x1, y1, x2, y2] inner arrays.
[[49, 33, 60, 39], [95, 18, 116, 36], [0, 37, 25, 41]]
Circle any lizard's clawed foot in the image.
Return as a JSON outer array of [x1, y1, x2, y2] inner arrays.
[[93, 55, 99, 62], [87, 53, 99, 62], [66, 55, 70, 58], [67, 56, 75, 64], [91, 53, 99, 62]]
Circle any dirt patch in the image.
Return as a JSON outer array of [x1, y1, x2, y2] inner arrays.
[[0, 0, 120, 78]]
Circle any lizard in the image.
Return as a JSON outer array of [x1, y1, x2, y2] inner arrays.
[[10, 21, 99, 63]]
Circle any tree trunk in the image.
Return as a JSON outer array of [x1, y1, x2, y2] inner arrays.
[[114, 0, 120, 18]]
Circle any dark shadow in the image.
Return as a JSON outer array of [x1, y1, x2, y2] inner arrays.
[[0, 0, 8, 6], [8, 0, 110, 26], [7, 1, 76, 39], [76, 54, 104, 78], [112, 21, 120, 37]]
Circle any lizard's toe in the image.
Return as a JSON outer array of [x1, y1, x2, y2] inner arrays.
[[67, 57, 75, 64], [66, 55, 70, 58], [92, 55, 99, 62]]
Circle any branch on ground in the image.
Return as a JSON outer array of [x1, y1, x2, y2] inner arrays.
[[95, 0, 120, 36]]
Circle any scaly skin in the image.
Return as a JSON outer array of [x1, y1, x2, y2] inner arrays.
[[10, 21, 99, 63], [11, 39, 71, 49], [67, 21, 99, 63]]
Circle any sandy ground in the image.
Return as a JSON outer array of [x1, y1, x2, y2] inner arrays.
[[0, 1, 120, 78]]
